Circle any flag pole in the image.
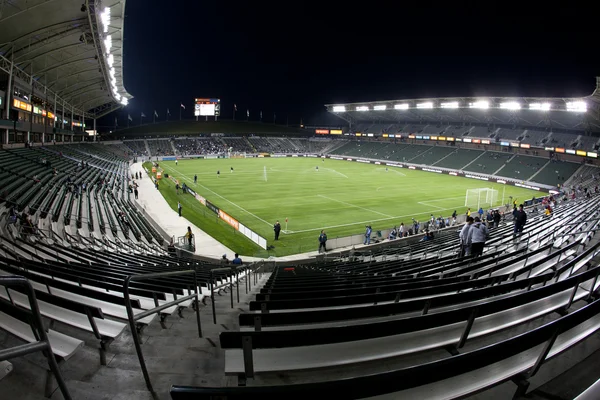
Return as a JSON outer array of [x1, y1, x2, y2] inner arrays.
[[285, 218, 288, 231]]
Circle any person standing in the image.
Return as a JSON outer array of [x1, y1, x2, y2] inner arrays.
[[514, 204, 527, 236], [274, 220, 281, 240], [185, 226, 193, 246], [318, 230, 327, 253], [232, 253, 243, 265], [175, 159, 178, 166], [178, 201, 182, 217], [194, 174, 197, 184], [459, 216, 474, 257], [134, 187, 138, 200], [467, 217, 489, 257], [364, 225, 372, 245]]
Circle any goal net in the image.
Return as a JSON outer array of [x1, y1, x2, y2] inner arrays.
[[465, 188, 499, 208]]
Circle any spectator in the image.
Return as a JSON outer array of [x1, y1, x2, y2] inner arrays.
[[467, 217, 489, 257], [318, 230, 327, 253], [232, 253, 243, 265]]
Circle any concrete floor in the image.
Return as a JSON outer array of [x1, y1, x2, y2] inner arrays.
[[0, 272, 270, 400]]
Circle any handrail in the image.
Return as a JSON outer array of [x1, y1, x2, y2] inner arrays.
[[0, 275, 72, 400], [209, 266, 238, 324], [123, 269, 201, 393]]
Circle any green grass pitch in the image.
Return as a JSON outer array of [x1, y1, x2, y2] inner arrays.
[[147, 157, 541, 257]]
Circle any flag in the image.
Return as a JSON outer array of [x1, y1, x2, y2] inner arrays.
[[180, 103, 185, 109], [234, 104, 237, 111], [167, 108, 171, 115], [154, 110, 158, 117], [285, 217, 288, 223], [247, 109, 249, 117], [128, 114, 132, 121], [141, 112, 146, 118]]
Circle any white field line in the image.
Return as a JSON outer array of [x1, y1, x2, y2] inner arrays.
[[286, 204, 467, 234], [162, 164, 274, 229], [317, 194, 393, 218], [321, 168, 348, 178], [164, 164, 466, 236], [418, 201, 445, 211], [376, 167, 406, 176]]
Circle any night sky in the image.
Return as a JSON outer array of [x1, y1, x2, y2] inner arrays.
[[110, 2, 597, 129]]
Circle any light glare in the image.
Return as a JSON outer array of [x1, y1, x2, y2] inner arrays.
[[566, 101, 587, 112]]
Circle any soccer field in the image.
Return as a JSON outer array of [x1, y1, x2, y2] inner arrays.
[[150, 157, 541, 257]]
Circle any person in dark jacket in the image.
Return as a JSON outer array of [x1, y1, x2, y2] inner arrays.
[[318, 230, 327, 253], [274, 220, 281, 240], [514, 204, 527, 236]]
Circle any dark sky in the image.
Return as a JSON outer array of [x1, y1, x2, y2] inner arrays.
[[110, 2, 597, 129]]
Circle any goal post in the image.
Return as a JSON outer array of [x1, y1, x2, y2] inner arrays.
[[465, 188, 499, 209]]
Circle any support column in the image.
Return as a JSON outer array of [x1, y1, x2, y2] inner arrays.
[[53, 93, 57, 143], [4, 53, 13, 145], [93, 118, 96, 142], [42, 87, 47, 144], [29, 74, 34, 145]]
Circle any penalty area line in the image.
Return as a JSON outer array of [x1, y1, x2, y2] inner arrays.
[[317, 194, 393, 218], [162, 164, 274, 229]]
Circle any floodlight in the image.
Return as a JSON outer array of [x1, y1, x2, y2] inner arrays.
[[500, 101, 521, 110], [101, 7, 111, 33], [529, 102, 551, 111], [121, 98, 128, 106], [417, 102, 433, 109], [332, 106, 346, 112], [103, 35, 112, 53], [394, 104, 409, 110], [469, 101, 489, 109], [107, 54, 114, 67], [356, 106, 369, 111], [374, 105, 386, 111], [566, 101, 587, 112], [441, 101, 459, 109]]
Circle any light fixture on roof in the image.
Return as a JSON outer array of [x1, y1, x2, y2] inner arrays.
[[416, 102, 433, 109], [356, 106, 369, 111], [332, 106, 346, 112], [374, 105, 386, 111], [441, 101, 459, 109], [566, 101, 587, 112], [529, 102, 551, 111], [500, 101, 521, 110], [469, 100, 489, 109], [394, 104, 409, 110]]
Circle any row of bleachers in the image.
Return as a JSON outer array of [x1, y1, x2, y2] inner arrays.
[[495, 128, 526, 140], [501, 154, 548, 180], [525, 129, 550, 146], [172, 195, 600, 398], [222, 137, 254, 153], [147, 139, 174, 156], [173, 137, 227, 155], [532, 160, 582, 187], [434, 148, 484, 169], [122, 139, 147, 156]]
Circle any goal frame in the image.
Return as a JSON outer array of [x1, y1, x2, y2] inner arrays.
[[465, 188, 499, 209]]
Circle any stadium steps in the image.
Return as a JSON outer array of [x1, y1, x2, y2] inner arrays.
[[526, 159, 551, 182], [143, 139, 151, 157], [461, 150, 487, 170], [493, 153, 516, 175]]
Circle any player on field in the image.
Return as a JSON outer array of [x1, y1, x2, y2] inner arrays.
[[194, 174, 197, 184]]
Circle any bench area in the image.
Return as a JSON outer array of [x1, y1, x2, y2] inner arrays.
[[171, 194, 600, 399]]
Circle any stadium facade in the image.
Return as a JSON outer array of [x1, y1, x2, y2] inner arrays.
[[0, 0, 132, 145], [325, 77, 600, 158]]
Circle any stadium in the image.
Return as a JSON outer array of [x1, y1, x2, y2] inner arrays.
[[1, 2, 600, 400]]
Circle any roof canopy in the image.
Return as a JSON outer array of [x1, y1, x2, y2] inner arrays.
[[326, 78, 600, 133], [0, 0, 131, 119]]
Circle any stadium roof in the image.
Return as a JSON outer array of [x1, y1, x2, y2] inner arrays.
[[326, 77, 600, 133], [0, 0, 131, 119]]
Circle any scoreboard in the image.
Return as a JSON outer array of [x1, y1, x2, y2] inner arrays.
[[194, 98, 221, 116]]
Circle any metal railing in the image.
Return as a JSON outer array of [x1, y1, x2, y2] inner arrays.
[[0, 275, 72, 400], [123, 270, 201, 393]]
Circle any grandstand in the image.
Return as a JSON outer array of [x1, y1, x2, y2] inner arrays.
[[1, 2, 600, 397]]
